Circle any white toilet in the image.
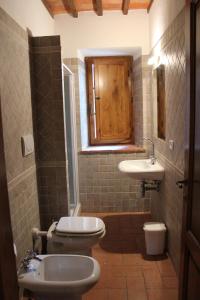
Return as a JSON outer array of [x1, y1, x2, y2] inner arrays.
[[47, 216, 106, 255]]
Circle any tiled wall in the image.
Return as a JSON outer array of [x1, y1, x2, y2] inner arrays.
[[134, 55, 153, 146], [8, 167, 40, 264], [0, 8, 40, 264], [78, 153, 150, 212], [150, 10, 186, 273], [64, 57, 153, 212], [133, 56, 144, 145], [142, 56, 153, 141], [30, 36, 68, 230]]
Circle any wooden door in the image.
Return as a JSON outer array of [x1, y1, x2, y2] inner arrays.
[[0, 95, 18, 300], [86, 56, 133, 145], [179, 1, 200, 299]]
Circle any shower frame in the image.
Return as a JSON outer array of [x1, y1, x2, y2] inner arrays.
[[62, 64, 80, 216]]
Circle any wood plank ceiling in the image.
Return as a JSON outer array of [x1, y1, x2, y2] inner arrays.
[[42, 0, 154, 18]]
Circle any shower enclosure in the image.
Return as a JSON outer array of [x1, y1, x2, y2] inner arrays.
[[62, 64, 80, 216]]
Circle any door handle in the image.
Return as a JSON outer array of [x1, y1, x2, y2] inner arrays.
[[176, 180, 188, 189], [95, 96, 101, 100]]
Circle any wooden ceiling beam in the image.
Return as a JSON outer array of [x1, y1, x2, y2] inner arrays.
[[62, 0, 78, 18], [92, 0, 103, 16], [122, 0, 130, 15], [41, 0, 54, 18], [147, 0, 154, 13]]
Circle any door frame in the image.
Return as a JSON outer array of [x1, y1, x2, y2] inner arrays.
[[0, 94, 18, 299], [179, 0, 200, 298]]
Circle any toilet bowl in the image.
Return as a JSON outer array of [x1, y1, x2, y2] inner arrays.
[[47, 216, 106, 255]]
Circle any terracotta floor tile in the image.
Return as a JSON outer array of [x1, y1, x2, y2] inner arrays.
[[103, 265, 143, 277], [162, 276, 179, 289], [103, 265, 125, 277], [147, 288, 178, 300], [126, 274, 146, 290], [143, 269, 164, 289], [92, 253, 108, 266], [156, 258, 177, 277], [83, 288, 108, 300], [95, 274, 109, 289], [141, 262, 158, 272], [128, 289, 148, 300], [94, 267, 111, 289], [122, 265, 143, 277], [106, 253, 123, 265], [122, 253, 144, 265], [95, 273, 126, 289], [108, 289, 127, 300], [141, 259, 158, 270], [82, 212, 178, 300], [122, 253, 158, 269], [106, 276, 127, 289]]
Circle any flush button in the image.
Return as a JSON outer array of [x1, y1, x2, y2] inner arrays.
[[169, 140, 174, 151]]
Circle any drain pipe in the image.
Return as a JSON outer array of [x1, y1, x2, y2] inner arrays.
[[141, 180, 161, 197]]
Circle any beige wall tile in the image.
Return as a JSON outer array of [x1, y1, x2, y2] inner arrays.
[[0, 8, 40, 264], [150, 9, 185, 273]]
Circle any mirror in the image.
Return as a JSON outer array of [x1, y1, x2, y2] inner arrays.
[[153, 64, 166, 140]]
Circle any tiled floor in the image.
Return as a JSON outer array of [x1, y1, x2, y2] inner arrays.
[[82, 212, 178, 300]]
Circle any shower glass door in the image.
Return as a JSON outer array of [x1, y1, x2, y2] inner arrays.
[[62, 65, 79, 215]]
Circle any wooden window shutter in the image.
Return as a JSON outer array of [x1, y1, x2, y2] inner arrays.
[[86, 56, 134, 145]]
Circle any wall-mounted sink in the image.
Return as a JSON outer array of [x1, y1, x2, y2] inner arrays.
[[118, 159, 164, 180]]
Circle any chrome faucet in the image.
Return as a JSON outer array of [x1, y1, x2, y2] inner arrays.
[[143, 138, 156, 165], [19, 250, 42, 272]]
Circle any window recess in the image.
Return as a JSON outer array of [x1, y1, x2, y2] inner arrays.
[[85, 56, 134, 146]]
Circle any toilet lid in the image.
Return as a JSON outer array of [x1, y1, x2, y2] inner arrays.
[[56, 217, 105, 234]]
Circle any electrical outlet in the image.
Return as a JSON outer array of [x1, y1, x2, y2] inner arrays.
[[169, 140, 174, 151]]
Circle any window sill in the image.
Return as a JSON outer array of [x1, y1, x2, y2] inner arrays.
[[79, 145, 145, 154]]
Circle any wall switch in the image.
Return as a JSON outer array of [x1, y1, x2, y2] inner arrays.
[[169, 140, 174, 151]]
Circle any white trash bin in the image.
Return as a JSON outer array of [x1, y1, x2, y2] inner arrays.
[[143, 222, 166, 255]]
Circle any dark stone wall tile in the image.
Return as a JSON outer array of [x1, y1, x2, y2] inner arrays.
[[30, 35, 60, 47], [31, 36, 68, 228]]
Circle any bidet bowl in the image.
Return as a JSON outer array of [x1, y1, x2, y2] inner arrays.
[[18, 255, 100, 298], [118, 159, 165, 180]]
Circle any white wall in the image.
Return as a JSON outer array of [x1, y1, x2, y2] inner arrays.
[[0, 0, 55, 36], [54, 11, 150, 58], [0, 0, 187, 57], [149, 0, 185, 48]]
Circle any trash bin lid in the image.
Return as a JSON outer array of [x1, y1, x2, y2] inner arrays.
[[143, 222, 166, 231]]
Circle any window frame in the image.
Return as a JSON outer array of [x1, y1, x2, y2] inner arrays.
[[85, 56, 134, 146]]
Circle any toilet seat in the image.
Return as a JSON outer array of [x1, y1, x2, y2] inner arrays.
[[56, 217, 105, 235], [47, 217, 106, 255]]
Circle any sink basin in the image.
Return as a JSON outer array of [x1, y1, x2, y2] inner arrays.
[[118, 159, 164, 180], [18, 255, 100, 299]]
